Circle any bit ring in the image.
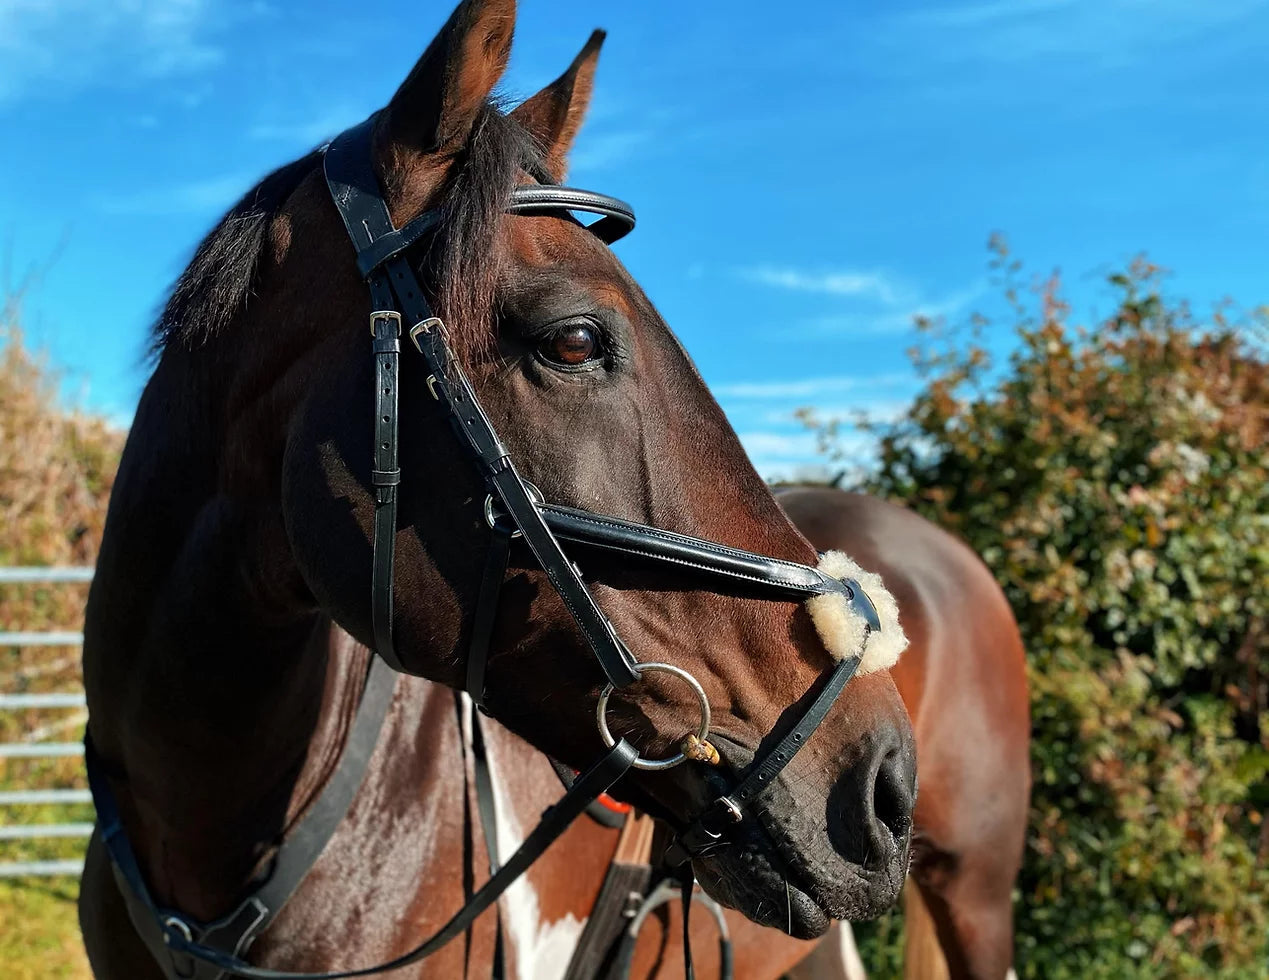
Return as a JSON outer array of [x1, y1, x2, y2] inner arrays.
[[597, 662, 712, 771]]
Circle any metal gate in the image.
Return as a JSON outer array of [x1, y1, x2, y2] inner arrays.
[[0, 566, 93, 877]]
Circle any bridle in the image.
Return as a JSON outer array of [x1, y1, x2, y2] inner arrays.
[[88, 113, 886, 980]]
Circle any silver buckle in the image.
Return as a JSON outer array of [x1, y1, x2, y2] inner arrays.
[[408, 317, 445, 352], [369, 310, 402, 337]]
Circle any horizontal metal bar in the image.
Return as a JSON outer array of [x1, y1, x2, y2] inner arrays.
[[0, 567, 94, 583], [0, 789, 92, 805], [0, 822, 94, 840], [0, 742, 84, 758], [0, 859, 85, 877], [0, 692, 86, 709], [0, 631, 84, 646]]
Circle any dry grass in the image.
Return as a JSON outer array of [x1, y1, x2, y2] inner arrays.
[[1, 299, 124, 977]]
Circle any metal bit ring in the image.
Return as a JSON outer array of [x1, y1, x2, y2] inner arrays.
[[596, 662, 712, 771]]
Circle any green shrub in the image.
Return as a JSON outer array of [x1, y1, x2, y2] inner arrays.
[[807, 242, 1267, 977]]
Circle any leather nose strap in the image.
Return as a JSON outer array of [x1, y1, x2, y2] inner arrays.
[[665, 649, 865, 866]]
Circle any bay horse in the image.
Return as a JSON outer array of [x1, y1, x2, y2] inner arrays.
[[78, 2, 919, 978], [779, 488, 1031, 980], [458, 490, 1032, 980]]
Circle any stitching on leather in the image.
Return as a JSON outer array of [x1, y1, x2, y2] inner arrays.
[[548, 509, 811, 572], [545, 509, 821, 592], [575, 539, 808, 592]]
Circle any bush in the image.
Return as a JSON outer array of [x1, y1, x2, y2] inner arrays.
[[1, 299, 122, 979], [807, 242, 1267, 977]]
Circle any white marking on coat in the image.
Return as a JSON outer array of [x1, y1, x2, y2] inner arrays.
[[469, 699, 584, 979]]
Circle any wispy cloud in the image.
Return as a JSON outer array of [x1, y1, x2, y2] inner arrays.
[[249, 106, 366, 147], [0, 0, 241, 104], [738, 431, 821, 459], [96, 173, 252, 217], [570, 129, 657, 175], [761, 400, 912, 426], [714, 373, 912, 401], [740, 266, 910, 305], [795, 280, 987, 336], [739, 427, 879, 482]]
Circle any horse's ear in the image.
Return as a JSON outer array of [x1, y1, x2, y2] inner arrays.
[[384, 0, 516, 151], [510, 29, 605, 181]]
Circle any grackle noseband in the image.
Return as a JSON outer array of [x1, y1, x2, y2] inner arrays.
[[88, 114, 884, 980]]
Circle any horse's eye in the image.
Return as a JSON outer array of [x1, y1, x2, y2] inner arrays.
[[540, 325, 600, 366]]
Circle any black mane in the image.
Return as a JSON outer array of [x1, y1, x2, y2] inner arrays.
[[153, 150, 320, 352], [153, 104, 548, 355]]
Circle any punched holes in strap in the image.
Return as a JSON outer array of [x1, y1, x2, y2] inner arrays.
[[371, 308, 403, 668]]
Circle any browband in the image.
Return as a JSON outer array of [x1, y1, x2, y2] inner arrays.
[[352, 170, 634, 277]]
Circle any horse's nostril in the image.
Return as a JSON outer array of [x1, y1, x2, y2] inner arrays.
[[872, 748, 913, 843], [826, 737, 915, 866]]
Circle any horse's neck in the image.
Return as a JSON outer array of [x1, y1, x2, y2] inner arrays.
[[84, 360, 370, 918]]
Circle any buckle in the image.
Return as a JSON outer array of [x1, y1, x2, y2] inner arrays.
[[408, 317, 445, 352], [369, 310, 402, 337]]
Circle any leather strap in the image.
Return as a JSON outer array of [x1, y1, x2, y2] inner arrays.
[[468, 705, 505, 980], [540, 504, 873, 608], [549, 758, 630, 829], [560, 814, 655, 980], [323, 117, 414, 673], [370, 312, 402, 670], [664, 651, 865, 866], [680, 869, 697, 980], [162, 739, 639, 980], [466, 524, 512, 709], [355, 209, 443, 277], [505, 185, 635, 244], [87, 653, 397, 980], [251, 656, 397, 918]]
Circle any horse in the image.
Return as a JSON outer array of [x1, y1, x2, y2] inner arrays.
[[77, 2, 919, 978], [474, 489, 1033, 980], [777, 488, 1031, 980]]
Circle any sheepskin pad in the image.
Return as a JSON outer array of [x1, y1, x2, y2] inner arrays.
[[805, 551, 907, 675]]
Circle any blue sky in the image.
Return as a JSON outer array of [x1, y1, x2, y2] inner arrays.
[[2, 0, 1266, 477]]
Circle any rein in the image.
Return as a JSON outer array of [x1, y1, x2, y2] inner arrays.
[[89, 113, 884, 980]]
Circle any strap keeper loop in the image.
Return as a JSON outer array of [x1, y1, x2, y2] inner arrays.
[[372, 468, 401, 486]]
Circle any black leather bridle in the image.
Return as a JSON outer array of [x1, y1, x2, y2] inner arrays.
[[90, 114, 886, 980]]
